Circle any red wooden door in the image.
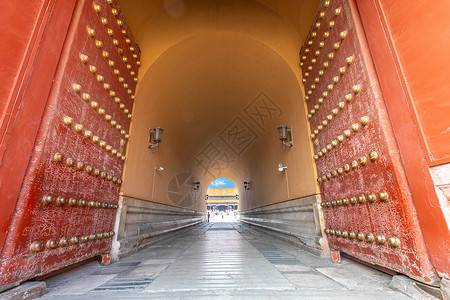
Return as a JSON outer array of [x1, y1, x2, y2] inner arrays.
[[0, 0, 140, 287], [300, 0, 439, 284]]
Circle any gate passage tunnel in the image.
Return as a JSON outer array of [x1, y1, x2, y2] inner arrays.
[[118, 0, 321, 256], [1, 0, 449, 293]]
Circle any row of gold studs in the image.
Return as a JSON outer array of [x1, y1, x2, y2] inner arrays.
[[305, 48, 341, 97], [303, 37, 340, 72], [301, 16, 339, 68], [53, 152, 123, 184], [320, 191, 388, 208], [90, 32, 138, 85], [305, 6, 342, 49], [42, 193, 119, 209], [30, 231, 115, 253], [72, 82, 131, 132], [78, 59, 132, 119], [313, 116, 369, 161], [303, 49, 350, 104], [310, 102, 345, 145], [306, 0, 337, 41], [98, 9, 141, 69], [324, 229, 401, 247], [87, 24, 140, 86], [316, 0, 332, 21], [307, 56, 353, 110], [83, 33, 137, 95], [309, 88, 353, 138], [308, 74, 355, 119], [302, 38, 342, 86], [309, 82, 359, 152], [105, 3, 140, 62], [96, 17, 140, 83], [63, 116, 126, 160], [88, 16, 138, 63], [309, 57, 346, 103], [306, 58, 345, 98], [92, 4, 140, 82], [93, 1, 140, 63], [317, 149, 376, 183], [302, 31, 347, 84], [78, 55, 134, 114], [86, 27, 136, 98], [106, 0, 141, 95]]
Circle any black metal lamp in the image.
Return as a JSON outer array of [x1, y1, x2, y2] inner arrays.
[[148, 127, 164, 150], [194, 182, 200, 190], [277, 125, 293, 148], [244, 181, 250, 190]]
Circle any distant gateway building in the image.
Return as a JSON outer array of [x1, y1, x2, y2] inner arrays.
[[206, 188, 239, 212]]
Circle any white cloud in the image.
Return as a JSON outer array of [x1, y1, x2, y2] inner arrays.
[[210, 179, 226, 187]]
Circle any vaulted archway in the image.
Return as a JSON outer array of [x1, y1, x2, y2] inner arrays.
[[0, 0, 449, 292]]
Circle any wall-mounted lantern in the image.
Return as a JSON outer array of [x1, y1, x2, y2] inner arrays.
[[277, 125, 293, 148], [148, 127, 164, 151], [278, 163, 287, 172], [243, 181, 250, 190], [194, 182, 200, 190]]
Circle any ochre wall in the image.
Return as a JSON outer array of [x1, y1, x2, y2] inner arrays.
[[118, 0, 321, 211], [378, 0, 450, 165]]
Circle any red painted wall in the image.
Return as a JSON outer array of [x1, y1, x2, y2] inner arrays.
[[379, 1, 450, 165]]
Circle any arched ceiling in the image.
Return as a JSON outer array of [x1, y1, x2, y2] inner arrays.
[[118, 0, 320, 84], [118, 0, 320, 43], [118, 0, 320, 210], [122, 31, 317, 210]]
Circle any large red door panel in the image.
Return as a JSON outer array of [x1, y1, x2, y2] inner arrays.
[[0, 0, 76, 253], [0, 0, 47, 142], [375, 1, 450, 164], [0, 0, 140, 288], [300, 0, 438, 284], [356, 0, 450, 278]]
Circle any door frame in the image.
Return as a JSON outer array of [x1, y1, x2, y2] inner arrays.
[[0, 0, 77, 253], [355, 0, 450, 278]]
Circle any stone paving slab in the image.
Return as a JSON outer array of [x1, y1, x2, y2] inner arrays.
[[273, 264, 311, 272], [141, 258, 175, 265], [36, 222, 413, 299], [42, 261, 100, 290], [0, 282, 47, 300], [316, 267, 392, 291], [118, 264, 168, 278], [39, 289, 412, 300], [43, 274, 116, 296], [283, 272, 347, 290]]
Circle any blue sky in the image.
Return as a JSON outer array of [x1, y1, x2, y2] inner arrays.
[[208, 177, 236, 188]]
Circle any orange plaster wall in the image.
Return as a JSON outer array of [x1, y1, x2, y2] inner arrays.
[[121, 32, 317, 211], [117, 0, 321, 211], [378, 0, 450, 164]]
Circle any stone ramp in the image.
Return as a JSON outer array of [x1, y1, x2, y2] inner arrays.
[[35, 222, 412, 300]]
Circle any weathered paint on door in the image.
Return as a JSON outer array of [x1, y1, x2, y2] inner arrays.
[[300, 0, 439, 284], [0, 0, 140, 288]]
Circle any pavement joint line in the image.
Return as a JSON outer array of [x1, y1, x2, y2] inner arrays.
[[34, 222, 413, 299]]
